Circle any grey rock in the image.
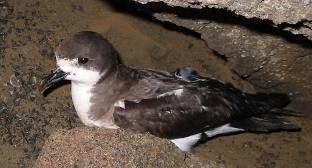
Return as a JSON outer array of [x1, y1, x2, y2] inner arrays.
[[125, 1, 312, 113], [133, 0, 312, 40]]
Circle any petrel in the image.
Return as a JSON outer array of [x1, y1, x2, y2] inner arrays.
[[40, 31, 300, 151]]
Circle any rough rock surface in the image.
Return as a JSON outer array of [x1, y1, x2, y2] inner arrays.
[[0, 0, 244, 166], [153, 12, 312, 113], [124, 0, 312, 114], [1, 0, 312, 167], [133, 0, 312, 40], [35, 128, 214, 168]]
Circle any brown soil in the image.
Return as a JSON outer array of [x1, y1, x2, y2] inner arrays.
[[0, 0, 311, 167]]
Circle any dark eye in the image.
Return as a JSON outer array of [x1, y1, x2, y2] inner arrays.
[[78, 57, 89, 64], [174, 69, 181, 77]]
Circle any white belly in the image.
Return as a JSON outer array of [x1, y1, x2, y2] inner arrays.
[[71, 82, 95, 126]]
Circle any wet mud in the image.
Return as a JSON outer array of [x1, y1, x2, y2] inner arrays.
[[0, 0, 311, 167]]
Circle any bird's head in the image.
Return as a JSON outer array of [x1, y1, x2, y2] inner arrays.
[[39, 31, 120, 93]]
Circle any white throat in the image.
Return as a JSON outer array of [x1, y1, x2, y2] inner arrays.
[[71, 82, 95, 126], [56, 57, 119, 128]]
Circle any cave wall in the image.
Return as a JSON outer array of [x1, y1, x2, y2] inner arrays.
[[126, 0, 312, 113], [133, 0, 312, 40]]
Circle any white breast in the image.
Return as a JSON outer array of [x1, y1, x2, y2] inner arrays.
[[71, 82, 95, 126], [71, 82, 119, 129]]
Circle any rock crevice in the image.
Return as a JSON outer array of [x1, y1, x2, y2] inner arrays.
[[122, 0, 312, 113], [132, 0, 312, 40]]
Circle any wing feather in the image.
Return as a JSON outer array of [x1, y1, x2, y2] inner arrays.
[[114, 88, 238, 139]]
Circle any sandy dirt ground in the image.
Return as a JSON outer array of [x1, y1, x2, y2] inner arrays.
[[0, 0, 311, 167]]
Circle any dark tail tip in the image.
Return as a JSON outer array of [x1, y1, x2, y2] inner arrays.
[[270, 108, 304, 117], [231, 114, 301, 133], [251, 92, 291, 108], [268, 93, 291, 108]]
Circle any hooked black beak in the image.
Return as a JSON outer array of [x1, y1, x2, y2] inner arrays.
[[39, 67, 69, 94]]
